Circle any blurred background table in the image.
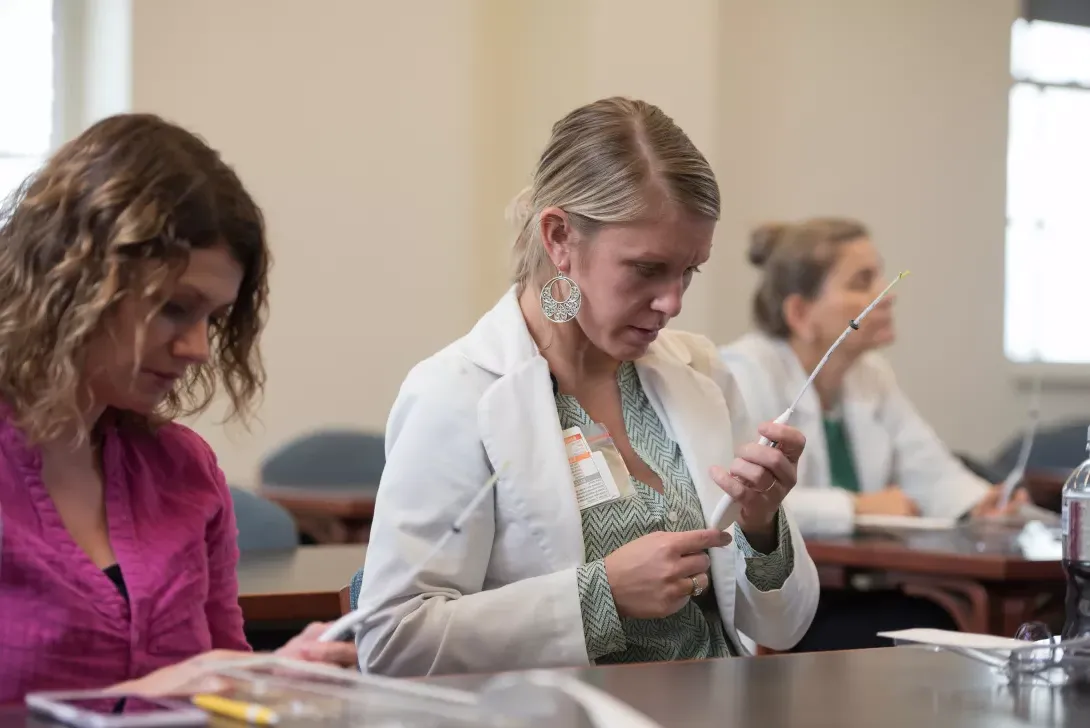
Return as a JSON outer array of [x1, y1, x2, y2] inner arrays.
[[806, 522, 1064, 636], [236, 544, 365, 650], [256, 429, 385, 544]]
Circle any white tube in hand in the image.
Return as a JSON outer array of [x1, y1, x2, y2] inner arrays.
[[711, 409, 791, 530], [711, 272, 909, 531], [757, 409, 792, 447]]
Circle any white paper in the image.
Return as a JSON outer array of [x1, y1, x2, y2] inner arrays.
[[855, 514, 957, 531], [1017, 520, 1063, 560], [877, 628, 1027, 650]]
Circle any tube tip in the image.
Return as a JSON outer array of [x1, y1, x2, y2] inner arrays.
[[898, 270, 911, 279]]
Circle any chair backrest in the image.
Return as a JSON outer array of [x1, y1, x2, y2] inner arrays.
[[260, 430, 385, 488], [229, 486, 299, 552], [991, 420, 1090, 475]]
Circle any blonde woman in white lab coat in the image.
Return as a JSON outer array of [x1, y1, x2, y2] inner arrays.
[[719, 218, 1021, 650], [356, 98, 819, 677]]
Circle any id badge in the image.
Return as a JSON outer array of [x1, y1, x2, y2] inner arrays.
[[563, 424, 635, 510]]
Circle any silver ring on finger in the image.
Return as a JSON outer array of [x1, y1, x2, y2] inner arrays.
[[690, 575, 705, 597], [756, 478, 777, 494]]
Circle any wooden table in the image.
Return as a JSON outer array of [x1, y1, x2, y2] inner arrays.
[[8, 648, 1089, 726], [807, 523, 1066, 637], [259, 484, 378, 544], [236, 544, 366, 623], [430, 648, 1089, 727]]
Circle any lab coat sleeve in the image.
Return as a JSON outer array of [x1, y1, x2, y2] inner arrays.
[[355, 358, 589, 677], [782, 487, 856, 537], [871, 357, 991, 518], [694, 335, 819, 649]]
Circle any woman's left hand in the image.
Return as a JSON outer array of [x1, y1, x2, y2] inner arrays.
[[274, 621, 358, 668], [710, 421, 806, 539]]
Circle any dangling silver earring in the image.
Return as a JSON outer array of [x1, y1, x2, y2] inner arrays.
[[540, 272, 582, 323]]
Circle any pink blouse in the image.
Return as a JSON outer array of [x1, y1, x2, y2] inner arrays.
[[0, 415, 250, 703]]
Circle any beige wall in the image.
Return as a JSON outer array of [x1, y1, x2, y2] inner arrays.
[[714, 0, 1025, 456], [109, 0, 1081, 485], [131, 0, 482, 483]]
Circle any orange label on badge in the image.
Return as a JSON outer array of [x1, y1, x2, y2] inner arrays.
[[562, 426, 622, 510]]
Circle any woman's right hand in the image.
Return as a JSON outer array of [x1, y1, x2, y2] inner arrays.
[[275, 621, 357, 667], [108, 650, 251, 696], [853, 486, 920, 517], [603, 528, 732, 619]]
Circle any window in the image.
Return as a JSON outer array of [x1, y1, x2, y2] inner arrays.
[[0, 0, 54, 205], [1005, 19, 1090, 364]]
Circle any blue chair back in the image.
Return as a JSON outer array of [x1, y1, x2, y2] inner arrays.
[[261, 430, 385, 489], [229, 486, 299, 552], [991, 420, 1090, 475]]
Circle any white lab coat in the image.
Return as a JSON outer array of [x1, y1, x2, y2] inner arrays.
[[356, 289, 819, 677], [719, 332, 990, 537]]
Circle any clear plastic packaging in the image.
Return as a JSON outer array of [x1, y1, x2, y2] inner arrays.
[[179, 657, 528, 727], [176, 657, 647, 728]]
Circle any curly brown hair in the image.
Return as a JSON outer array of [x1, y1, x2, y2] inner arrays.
[[0, 113, 270, 443]]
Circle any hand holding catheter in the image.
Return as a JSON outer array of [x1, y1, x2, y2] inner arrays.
[[710, 271, 911, 530]]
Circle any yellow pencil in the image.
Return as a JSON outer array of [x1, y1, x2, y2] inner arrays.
[[192, 694, 280, 726]]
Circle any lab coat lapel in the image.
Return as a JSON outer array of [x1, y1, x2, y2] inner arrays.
[[843, 374, 891, 493], [635, 349, 733, 526], [635, 346, 742, 646], [471, 299, 586, 571]]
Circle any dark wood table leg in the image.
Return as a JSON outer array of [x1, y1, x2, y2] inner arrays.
[[894, 574, 991, 634], [893, 578, 1065, 638], [806, 561, 1064, 641], [990, 586, 1066, 637]]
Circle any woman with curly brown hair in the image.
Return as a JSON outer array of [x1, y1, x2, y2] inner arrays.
[[0, 114, 354, 702]]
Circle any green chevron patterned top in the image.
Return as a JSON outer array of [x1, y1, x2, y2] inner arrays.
[[560, 361, 794, 663]]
